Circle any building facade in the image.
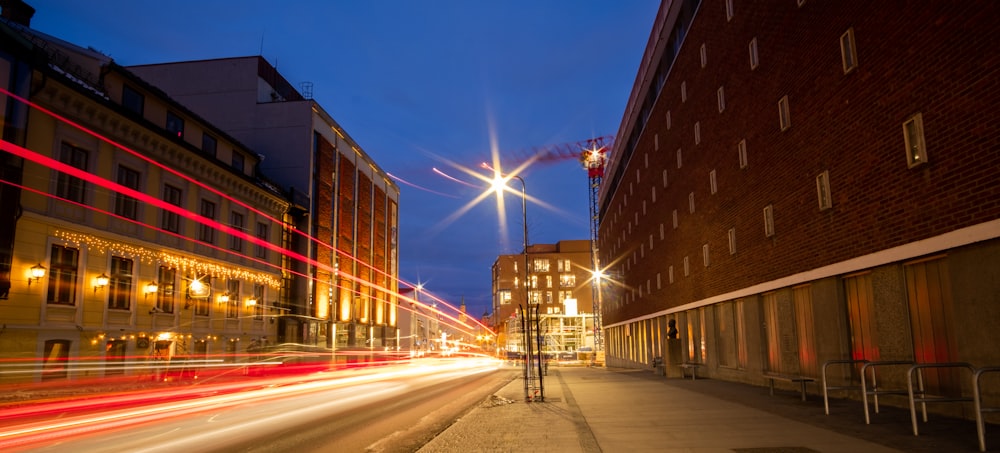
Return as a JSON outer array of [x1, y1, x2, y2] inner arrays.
[[1, 13, 290, 382], [492, 240, 596, 356], [599, 0, 1000, 411], [127, 57, 401, 351]]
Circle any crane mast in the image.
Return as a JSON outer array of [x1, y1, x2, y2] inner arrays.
[[580, 139, 609, 354]]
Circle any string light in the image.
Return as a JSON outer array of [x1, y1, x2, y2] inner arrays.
[[56, 230, 281, 288]]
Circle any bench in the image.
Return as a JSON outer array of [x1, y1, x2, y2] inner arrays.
[[764, 372, 815, 401], [680, 362, 703, 380], [651, 356, 665, 376]]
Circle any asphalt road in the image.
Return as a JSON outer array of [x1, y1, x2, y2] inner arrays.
[[1, 359, 513, 453]]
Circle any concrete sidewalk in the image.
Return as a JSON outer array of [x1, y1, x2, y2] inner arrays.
[[418, 365, 990, 452]]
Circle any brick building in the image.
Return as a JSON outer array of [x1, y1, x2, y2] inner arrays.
[[598, 0, 1000, 412]]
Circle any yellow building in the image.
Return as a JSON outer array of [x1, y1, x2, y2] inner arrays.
[[1, 16, 290, 382]]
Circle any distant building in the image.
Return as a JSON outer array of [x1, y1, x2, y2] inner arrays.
[[128, 57, 400, 351], [492, 240, 595, 356], [0, 10, 290, 381], [599, 0, 1000, 408]]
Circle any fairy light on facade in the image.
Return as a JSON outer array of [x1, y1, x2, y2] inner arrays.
[[55, 230, 281, 288]]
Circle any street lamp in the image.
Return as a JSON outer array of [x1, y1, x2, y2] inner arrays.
[[490, 174, 544, 401]]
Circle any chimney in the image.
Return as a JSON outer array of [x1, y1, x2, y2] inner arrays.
[[0, 0, 35, 26]]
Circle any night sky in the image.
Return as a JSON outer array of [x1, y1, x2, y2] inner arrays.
[[28, 0, 659, 318]]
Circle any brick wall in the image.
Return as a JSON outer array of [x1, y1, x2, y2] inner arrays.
[[600, 0, 1000, 324]]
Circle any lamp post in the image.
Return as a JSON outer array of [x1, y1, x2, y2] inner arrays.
[[492, 174, 544, 401]]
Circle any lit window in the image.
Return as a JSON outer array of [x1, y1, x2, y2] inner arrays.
[[778, 96, 791, 131], [903, 113, 927, 168], [108, 256, 133, 310], [840, 28, 858, 73], [816, 170, 832, 210]]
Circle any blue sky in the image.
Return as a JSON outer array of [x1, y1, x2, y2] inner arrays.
[[28, 0, 658, 318]]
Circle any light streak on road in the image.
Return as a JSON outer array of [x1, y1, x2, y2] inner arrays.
[[0, 358, 502, 452]]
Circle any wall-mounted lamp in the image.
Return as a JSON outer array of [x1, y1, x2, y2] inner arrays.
[[245, 297, 258, 307], [144, 281, 159, 299], [28, 263, 46, 287], [94, 273, 110, 293], [217, 292, 230, 304]]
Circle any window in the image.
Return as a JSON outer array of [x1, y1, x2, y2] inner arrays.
[[669, 266, 674, 284], [710, 169, 718, 194], [114, 165, 140, 220], [202, 133, 217, 157], [662, 169, 668, 187], [728, 228, 737, 255], [681, 81, 687, 102], [688, 192, 695, 213], [749, 37, 759, 70], [156, 265, 175, 314], [816, 170, 832, 210], [122, 85, 144, 115], [162, 184, 183, 233], [251, 283, 264, 319], [559, 290, 572, 302], [255, 222, 269, 259], [42, 340, 71, 381], [532, 259, 550, 272], [199, 199, 216, 243], [764, 204, 775, 237], [545, 291, 553, 304], [47, 244, 79, 306], [231, 152, 245, 173], [105, 340, 127, 375], [703, 244, 710, 267], [498, 289, 512, 305], [560, 274, 576, 287], [191, 273, 211, 316], [700, 43, 707, 68], [840, 28, 858, 73], [56, 142, 88, 203], [726, 0, 734, 21], [676, 148, 683, 168], [683, 256, 690, 276], [166, 111, 184, 138], [545, 275, 553, 288], [672, 209, 678, 229], [229, 211, 244, 252], [108, 256, 133, 310], [717, 87, 726, 113], [529, 275, 538, 289], [778, 96, 791, 131], [666, 110, 671, 130], [738, 139, 748, 169], [226, 279, 240, 318], [903, 113, 927, 168], [529, 290, 541, 304], [694, 122, 701, 145]]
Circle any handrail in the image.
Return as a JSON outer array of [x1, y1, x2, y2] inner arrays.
[[906, 362, 975, 436], [973, 366, 1000, 451], [861, 360, 914, 424], [821, 359, 869, 415]]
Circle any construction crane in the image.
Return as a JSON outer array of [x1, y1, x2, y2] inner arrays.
[[499, 135, 612, 355]]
